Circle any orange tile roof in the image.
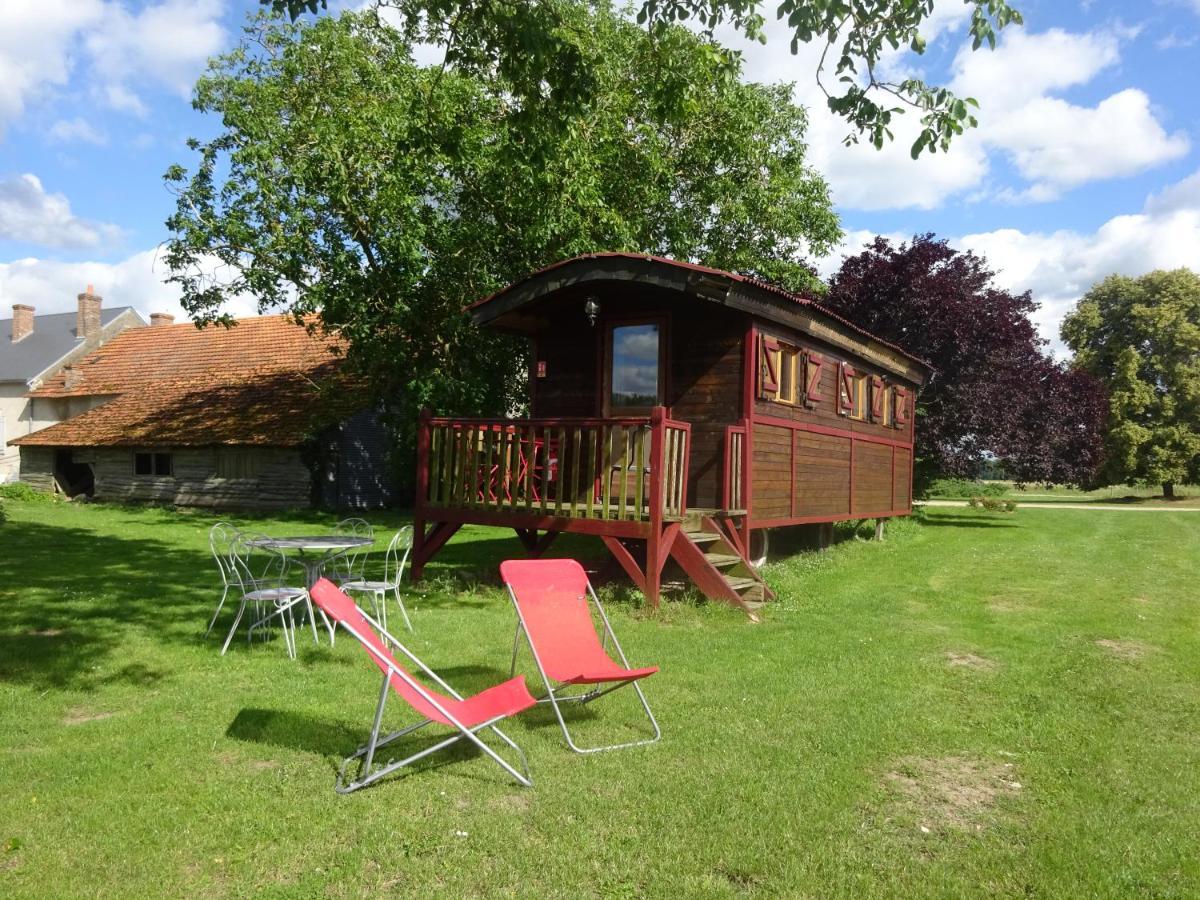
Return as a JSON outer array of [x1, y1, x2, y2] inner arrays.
[[13, 315, 361, 448]]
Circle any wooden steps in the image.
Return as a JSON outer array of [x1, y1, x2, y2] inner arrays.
[[668, 514, 773, 621]]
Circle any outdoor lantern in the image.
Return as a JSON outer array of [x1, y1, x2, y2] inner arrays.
[[584, 296, 601, 326]]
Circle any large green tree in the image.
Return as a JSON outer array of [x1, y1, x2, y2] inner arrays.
[[1062, 269, 1200, 498], [164, 6, 840, 484], [265, 0, 1022, 159]]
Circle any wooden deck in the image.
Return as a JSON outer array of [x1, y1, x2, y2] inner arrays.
[[411, 407, 770, 616]]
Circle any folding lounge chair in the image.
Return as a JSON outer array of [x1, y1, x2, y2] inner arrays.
[[500, 559, 661, 754], [308, 578, 536, 792]]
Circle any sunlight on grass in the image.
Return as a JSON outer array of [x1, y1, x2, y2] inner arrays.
[[1, 500, 1198, 895]]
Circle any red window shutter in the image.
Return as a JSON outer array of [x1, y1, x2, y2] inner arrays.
[[894, 386, 910, 426], [758, 335, 779, 399], [838, 362, 856, 415], [870, 375, 885, 421], [804, 352, 824, 407]]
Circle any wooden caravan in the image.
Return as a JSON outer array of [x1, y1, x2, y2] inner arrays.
[[413, 253, 931, 618]]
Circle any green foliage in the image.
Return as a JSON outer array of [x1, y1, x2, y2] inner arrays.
[[260, 1, 1022, 156], [967, 495, 1016, 512], [0, 482, 56, 503], [166, 5, 840, 491], [926, 477, 1007, 499], [1062, 269, 1200, 492]]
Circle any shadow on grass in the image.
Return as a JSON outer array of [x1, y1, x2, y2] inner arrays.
[[226, 706, 526, 785], [920, 515, 1019, 528], [227, 707, 364, 760], [0, 507, 616, 689]]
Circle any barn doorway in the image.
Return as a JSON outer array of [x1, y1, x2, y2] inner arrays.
[[54, 449, 94, 497]]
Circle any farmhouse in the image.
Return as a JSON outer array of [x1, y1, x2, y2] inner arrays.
[[1, 288, 145, 483], [11, 314, 393, 509], [412, 253, 932, 617]]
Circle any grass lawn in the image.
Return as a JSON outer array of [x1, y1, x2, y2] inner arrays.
[[1, 499, 1198, 897]]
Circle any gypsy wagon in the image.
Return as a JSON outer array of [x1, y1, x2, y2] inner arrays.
[[412, 253, 931, 618]]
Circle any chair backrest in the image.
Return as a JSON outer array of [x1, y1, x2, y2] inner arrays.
[[382, 526, 413, 586], [209, 522, 239, 587], [499, 559, 610, 682], [309, 578, 455, 725], [227, 532, 286, 594], [333, 518, 374, 580]]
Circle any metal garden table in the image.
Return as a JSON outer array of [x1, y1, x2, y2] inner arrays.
[[245, 534, 374, 645]]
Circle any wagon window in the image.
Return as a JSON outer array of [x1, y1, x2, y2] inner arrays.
[[774, 346, 801, 404], [609, 323, 661, 413], [848, 374, 869, 421]]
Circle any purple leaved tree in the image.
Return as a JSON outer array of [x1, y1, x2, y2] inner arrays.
[[824, 235, 1106, 492]]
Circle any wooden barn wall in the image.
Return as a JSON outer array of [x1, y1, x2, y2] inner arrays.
[[528, 284, 743, 510], [74, 447, 311, 508], [17, 447, 55, 492]]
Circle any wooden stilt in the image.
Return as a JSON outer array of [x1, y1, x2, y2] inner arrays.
[[874, 518, 885, 541]]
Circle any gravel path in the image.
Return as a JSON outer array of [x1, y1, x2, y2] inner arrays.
[[917, 499, 1200, 512]]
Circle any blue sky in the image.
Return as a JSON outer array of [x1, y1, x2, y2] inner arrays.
[[1, 0, 1198, 353]]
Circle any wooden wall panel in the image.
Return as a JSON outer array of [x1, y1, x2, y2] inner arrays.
[[894, 447, 912, 508], [853, 441, 892, 514], [752, 423, 792, 519], [794, 431, 850, 518], [669, 304, 744, 510], [532, 328, 599, 418]]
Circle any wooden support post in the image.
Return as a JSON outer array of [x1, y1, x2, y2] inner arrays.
[[645, 407, 666, 607], [874, 518, 885, 541], [819, 521, 834, 553], [412, 408, 431, 580]]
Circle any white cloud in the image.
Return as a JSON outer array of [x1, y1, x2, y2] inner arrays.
[[948, 29, 1190, 199], [0, 174, 122, 249], [0, 0, 105, 136], [0, 248, 262, 324], [85, 0, 227, 104], [814, 169, 1200, 356], [0, 0, 225, 135], [721, 18, 1187, 211], [47, 117, 108, 146]]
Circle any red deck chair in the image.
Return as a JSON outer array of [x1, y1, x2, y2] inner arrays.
[[309, 578, 536, 792], [500, 559, 661, 754]]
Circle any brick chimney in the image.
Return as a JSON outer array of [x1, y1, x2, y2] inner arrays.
[[77, 284, 102, 342], [150, 312, 175, 327], [11, 304, 34, 342]]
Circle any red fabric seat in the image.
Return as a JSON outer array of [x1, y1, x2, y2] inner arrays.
[[499, 559, 658, 686], [310, 578, 536, 727]]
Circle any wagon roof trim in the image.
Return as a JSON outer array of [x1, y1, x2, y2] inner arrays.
[[469, 253, 932, 383]]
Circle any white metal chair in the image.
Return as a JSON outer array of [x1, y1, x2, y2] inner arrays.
[[332, 517, 375, 585], [341, 526, 414, 634], [221, 532, 311, 659], [206, 522, 240, 637]]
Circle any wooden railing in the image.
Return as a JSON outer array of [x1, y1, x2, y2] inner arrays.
[[723, 420, 749, 512], [417, 407, 690, 522]]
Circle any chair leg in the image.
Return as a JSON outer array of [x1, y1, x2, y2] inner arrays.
[[375, 589, 388, 635], [206, 584, 230, 637], [220, 598, 248, 656], [392, 584, 413, 632]]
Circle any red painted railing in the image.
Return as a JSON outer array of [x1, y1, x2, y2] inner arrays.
[[723, 420, 749, 512], [417, 407, 689, 522]]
